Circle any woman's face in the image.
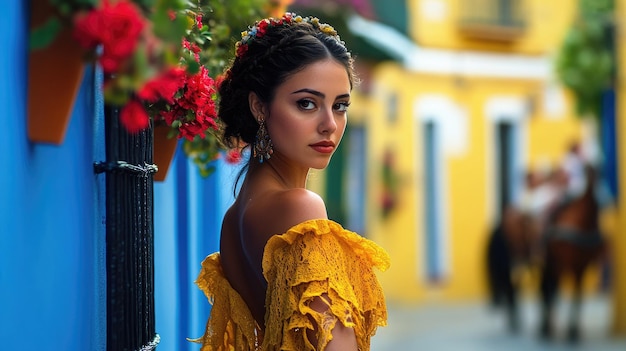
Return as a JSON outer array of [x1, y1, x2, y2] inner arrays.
[[266, 58, 351, 170]]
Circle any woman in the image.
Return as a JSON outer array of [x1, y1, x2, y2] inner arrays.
[[192, 13, 389, 351]]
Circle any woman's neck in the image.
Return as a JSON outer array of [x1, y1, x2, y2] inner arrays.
[[248, 156, 309, 190]]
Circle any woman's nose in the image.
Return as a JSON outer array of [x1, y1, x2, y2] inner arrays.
[[319, 108, 337, 134]]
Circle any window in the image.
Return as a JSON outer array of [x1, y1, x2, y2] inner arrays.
[[458, 0, 526, 41]]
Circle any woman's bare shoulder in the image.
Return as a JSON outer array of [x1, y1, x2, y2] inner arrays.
[[241, 188, 328, 263], [247, 188, 327, 236]]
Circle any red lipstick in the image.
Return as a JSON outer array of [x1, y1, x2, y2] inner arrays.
[[310, 140, 335, 154]]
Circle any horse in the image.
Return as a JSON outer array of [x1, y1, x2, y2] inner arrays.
[[486, 205, 540, 333], [538, 164, 607, 342]]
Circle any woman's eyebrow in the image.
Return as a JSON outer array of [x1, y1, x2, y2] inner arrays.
[[291, 88, 324, 97], [291, 89, 351, 100]]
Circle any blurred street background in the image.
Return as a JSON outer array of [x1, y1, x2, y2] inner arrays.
[[373, 295, 626, 350]]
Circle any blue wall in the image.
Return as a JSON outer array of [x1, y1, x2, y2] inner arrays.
[[0, 1, 234, 350], [601, 89, 618, 200], [0, 1, 106, 350]]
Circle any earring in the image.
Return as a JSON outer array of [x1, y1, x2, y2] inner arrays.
[[253, 117, 273, 163]]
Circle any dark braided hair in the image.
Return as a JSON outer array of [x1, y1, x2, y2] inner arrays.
[[218, 14, 356, 151]]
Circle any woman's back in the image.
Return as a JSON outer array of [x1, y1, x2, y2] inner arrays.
[[220, 166, 329, 328], [219, 203, 266, 328]]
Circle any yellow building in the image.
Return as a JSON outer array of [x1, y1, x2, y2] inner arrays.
[[364, 0, 590, 303], [308, 0, 613, 304]]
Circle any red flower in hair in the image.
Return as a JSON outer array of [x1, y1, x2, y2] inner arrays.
[[256, 19, 269, 37], [236, 44, 248, 57]]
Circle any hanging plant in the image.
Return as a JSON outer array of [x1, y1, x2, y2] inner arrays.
[[29, 0, 268, 176]]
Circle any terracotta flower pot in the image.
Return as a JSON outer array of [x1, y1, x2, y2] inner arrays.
[[27, 0, 85, 144], [153, 124, 179, 182]]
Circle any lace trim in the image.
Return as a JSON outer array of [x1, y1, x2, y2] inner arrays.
[[261, 219, 389, 350]]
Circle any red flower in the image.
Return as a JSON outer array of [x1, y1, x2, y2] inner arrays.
[[225, 149, 242, 164], [257, 19, 269, 37], [236, 44, 248, 57], [196, 14, 203, 29], [72, 10, 101, 48], [153, 66, 218, 140], [176, 66, 218, 139], [73, 0, 145, 73], [179, 122, 207, 140], [138, 67, 186, 103], [168, 9, 176, 21], [215, 74, 226, 90], [182, 38, 201, 62], [159, 110, 178, 126], [120, 99, 150, 133]]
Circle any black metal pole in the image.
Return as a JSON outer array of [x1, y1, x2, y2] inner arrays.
[[97, 106, 159, 351]]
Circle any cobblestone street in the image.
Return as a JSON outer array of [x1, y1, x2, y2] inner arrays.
[[371, 294, 626, 351]]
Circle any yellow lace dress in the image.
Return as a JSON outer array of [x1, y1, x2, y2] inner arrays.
[[191, 219, 390, 351]]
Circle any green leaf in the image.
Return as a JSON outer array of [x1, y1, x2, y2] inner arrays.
[[167, 127, 179, 139], [199, 166, 216, 178], [103, 89, 131, 106], [30, 17, 62, 51], [186, 59, 200, 74], [151, 10, 188, 43], [555, 0, 614, 119]]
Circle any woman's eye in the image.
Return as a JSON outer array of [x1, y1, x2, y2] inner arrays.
[[297, 99, 316, 110], [334, 101, 351, 112]]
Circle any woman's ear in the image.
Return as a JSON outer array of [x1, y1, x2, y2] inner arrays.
[[248, 92, 267, 122]]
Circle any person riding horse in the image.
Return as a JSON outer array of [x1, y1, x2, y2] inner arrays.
[[487, 159, 610, 342], [539, 163, 607, 342]]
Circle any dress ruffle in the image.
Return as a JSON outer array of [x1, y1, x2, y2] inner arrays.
[[191, 253, 260, 351], [193, 219, 389, 351], [261, 219, 389, 351]]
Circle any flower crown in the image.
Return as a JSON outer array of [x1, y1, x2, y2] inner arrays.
[[235, 12, 338, 58]]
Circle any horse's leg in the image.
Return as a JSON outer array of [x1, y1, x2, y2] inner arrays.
[[487, 229, 506, 307], [567, 267, 585, 343], [539, 248, 559, 340], [505, 265, 520, 333], [487, 225, 521, 332]]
